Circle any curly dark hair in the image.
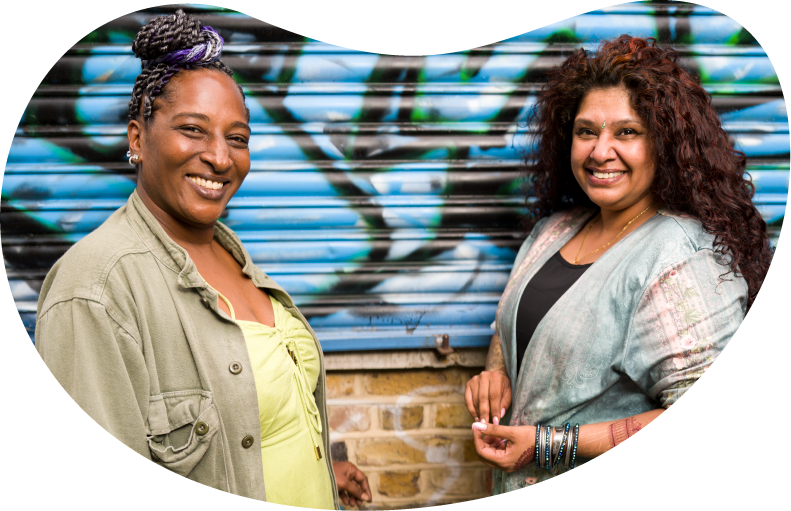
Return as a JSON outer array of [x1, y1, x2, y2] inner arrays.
[[127, 9, 248, 123], [526, 35, 772, 310]]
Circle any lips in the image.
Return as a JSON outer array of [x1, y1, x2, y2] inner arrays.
[[185, 174, 229, 200], [586, 168, 628, 185], [591, 170, 625, 179], [188, 175, 226, 190]]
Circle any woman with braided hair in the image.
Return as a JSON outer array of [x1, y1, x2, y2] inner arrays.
[[35, 10, 370, 508], [465, 35, 772, 490]]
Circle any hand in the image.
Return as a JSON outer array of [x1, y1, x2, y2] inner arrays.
[[464, 370, 512, 425], [471, 421, 536, 473], [332, 461, 371, 507]]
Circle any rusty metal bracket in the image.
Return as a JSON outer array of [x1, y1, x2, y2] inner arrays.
[[434, 334, 454, 356]]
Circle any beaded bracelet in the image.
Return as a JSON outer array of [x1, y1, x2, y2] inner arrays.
[[544, 424, 552, 471], [535, 423, 541, 469], [569, 423, 580, 469], [552, 423, 571, 472]]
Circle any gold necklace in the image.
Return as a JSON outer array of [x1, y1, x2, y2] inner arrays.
[[573, 204, 652, 264]]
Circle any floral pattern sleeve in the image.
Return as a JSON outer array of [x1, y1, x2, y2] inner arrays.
[[624, 248, 748, 408]]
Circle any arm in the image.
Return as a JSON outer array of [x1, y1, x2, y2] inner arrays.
[[471, 408, 664, 472], [464, 333, 512, 424], [473, 249, 746, 470], [36, 298, 151, 458]]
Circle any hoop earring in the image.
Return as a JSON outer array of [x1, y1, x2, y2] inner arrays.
[[126, 150, 140, 166]]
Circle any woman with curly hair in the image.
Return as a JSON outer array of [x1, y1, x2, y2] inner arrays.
[[465, 35, 772, 490], [35, 10, 370, 508]]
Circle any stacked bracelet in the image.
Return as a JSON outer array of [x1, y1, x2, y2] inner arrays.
[[534, 422, 580, 472]]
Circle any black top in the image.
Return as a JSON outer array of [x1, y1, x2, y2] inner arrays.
[[514, 250, 592, 374]]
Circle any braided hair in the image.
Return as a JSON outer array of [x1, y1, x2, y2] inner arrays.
[[127, 9, 249, 122]]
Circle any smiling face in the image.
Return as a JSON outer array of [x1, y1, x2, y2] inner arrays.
[[570, 86, 656, 214], [128, 68, 251, 230]]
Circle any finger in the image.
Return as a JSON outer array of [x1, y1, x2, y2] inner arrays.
[[478, 374, 491, 423], [464, 381, 479, 421], [347, 463, 371, 500], [343, 478, 364, 500], [488, 376, 503, 425], [501, 383, 512, 415], [340, 492, 350, 506], [472, 421, 518, 442], [352, 468, 372, 501]]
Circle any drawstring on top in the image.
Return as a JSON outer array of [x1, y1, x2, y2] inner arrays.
[[204, 280, 323, 459]]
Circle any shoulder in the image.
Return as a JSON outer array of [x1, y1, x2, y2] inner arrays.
[[38, 205, 153, 314], [649, 210, 717, 252], [619, 211, 746, 300]]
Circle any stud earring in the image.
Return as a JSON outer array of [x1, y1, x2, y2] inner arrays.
[[127, 151, 140, 166]]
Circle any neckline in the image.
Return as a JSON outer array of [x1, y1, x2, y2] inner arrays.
[[553, 250, 593, 269], [204, 278, 277, 328]]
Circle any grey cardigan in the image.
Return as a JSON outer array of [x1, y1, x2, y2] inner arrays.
[[36, 190, 339, 507], [494, 208, 747, 492]]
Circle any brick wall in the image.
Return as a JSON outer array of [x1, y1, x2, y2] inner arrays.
[[326, 366, 491, 509]]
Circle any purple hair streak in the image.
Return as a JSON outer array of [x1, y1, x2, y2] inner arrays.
[[143, 26, 225, 70]]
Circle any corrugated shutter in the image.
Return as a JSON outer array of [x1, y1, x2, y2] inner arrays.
[[3, 1, 787, 349]]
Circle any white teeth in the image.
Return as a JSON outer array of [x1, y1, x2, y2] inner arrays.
[[189, 176, 224, 190], [592, 171, 625, 179]]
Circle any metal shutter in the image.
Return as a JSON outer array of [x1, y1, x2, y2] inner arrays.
[[3, 1, 787, 348]]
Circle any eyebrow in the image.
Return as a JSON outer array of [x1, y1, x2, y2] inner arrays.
[[173, 112, 250, 131], [574, 117, 644, 126]]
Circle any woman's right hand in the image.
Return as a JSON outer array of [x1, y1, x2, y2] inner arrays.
[[471, 422, 536, 473], [465, 369, 511, 424]]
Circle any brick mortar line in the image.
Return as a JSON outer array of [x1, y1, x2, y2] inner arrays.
[[327, 396, 468, 405], [366, 493, 491, 506], [344, 462, 486, 472], [329, 428, 474, 439]]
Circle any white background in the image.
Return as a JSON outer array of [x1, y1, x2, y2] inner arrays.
[[1, 0, 789, 508]]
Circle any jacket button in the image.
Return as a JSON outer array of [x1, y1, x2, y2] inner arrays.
[[201, 297, 210, 308], [195, 421, 209, 436], [229, 361, 242, 375], [242, 435, 255, 449]]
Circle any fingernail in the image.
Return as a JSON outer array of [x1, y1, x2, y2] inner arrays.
[[472, 422, 487, 430], [501, 408, 506, 418], [481, 417, 487, 424], [496, 439, 507, 447], [493, 416, 499, 425]]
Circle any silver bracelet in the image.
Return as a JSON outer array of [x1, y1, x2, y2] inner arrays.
[[538, 425, 547, 469], [564, 425, 573, 468], [551, 425, 565, 468]]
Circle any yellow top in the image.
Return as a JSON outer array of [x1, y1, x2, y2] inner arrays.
[[212, 285, 334, 509]]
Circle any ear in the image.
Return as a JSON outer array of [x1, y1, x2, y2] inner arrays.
[[127, 119, 143, 155]]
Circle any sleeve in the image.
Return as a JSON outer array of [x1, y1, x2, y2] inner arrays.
[[36, 298, 152, 458], [623, 249, 748, 408]]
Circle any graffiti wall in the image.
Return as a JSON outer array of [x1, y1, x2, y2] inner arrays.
[[2, 1, 788, 352]]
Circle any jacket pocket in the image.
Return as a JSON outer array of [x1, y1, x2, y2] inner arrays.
[[146, 390, 220, 477]]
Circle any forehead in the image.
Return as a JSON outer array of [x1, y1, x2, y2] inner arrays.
[[576, 86, 639, 120], [156, 68, 246, 119]]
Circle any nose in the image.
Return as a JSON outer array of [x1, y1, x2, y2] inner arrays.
[[588, 132, 617, 164], [201, 134, 232, 172]]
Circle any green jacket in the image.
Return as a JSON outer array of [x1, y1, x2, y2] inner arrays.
[[36, 190, 339, 506]]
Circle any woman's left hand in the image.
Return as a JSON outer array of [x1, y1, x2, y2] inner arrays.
[[471, 422, 537, 473], [332, 461, 372, 507]]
